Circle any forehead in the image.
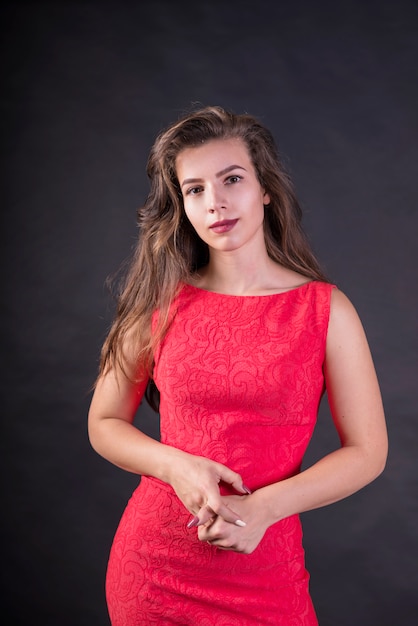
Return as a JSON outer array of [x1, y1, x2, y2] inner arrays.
[[175, 138, 253, 176]]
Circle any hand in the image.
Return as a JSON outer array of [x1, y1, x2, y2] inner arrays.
[[167, 452, 250, 527], [197, 493, 270, 554]]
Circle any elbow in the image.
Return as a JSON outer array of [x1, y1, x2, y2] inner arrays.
[[87, 426, 97, 453], [87, 425, 98, 454], [87, 412, 103, 455], [375, 442, 388, 478], [367, 438, 389, 483]]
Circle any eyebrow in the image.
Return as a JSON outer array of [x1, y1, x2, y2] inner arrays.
[[180, 164, 247, 188]]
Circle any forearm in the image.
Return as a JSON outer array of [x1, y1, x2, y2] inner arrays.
[[258, 444, 387, 525], [88, 417, 187, 483], [89, 416, 249, 525]]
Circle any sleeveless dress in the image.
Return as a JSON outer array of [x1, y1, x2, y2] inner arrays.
[[106, 281, 334, 625]]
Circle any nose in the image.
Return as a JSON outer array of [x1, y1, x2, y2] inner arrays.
[[207, 185, 226, 214]]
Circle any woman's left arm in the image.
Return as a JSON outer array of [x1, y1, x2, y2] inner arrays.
[[198, 288, 388, 552]]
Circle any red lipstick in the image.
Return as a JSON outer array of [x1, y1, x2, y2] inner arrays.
[[209, 219, 238, 234]]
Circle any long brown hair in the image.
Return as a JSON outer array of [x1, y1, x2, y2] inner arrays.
[[98, 105, 328, 387]]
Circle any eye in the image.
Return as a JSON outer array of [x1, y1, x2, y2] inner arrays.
[[185, 185, 203, 196], [225, 175, 242, 185]]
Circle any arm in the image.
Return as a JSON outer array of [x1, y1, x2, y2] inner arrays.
[[87, 343, 249, 525], [198, 288, 388, 551]]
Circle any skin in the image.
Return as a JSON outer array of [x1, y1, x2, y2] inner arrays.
[[88, 138, 388, 554]]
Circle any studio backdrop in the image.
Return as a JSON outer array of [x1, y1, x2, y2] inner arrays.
[[2, 1, 418, 625]]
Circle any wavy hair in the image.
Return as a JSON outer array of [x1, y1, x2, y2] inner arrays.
[[98, 105, 328, 392]]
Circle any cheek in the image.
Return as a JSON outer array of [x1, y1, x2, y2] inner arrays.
[[183, 205, 194, 225], [184, 206, 203, 233], [184, 203, 203, 229]]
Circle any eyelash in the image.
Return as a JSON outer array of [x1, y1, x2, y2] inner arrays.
[[185, 186, 203, 196], [185, 175, 242, 196], [226, 175, 242, 184]]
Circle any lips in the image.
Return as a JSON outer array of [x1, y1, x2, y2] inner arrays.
[[209, 219, 238, 234]]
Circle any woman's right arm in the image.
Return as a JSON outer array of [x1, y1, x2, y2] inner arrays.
[[88, 368, 179, 478], [88, 360, 248, 525]]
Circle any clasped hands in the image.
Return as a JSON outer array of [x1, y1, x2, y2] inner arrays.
[[169, 453, 269, 554], [196, 494, 270, 554]]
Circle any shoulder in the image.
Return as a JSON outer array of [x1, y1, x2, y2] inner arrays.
[[326, 288, 370, 356], [329, 288, 362, 326]]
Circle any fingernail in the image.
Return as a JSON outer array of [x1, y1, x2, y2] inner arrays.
[[235, 519, 246, 527], [187, 516, 200, 529], [242, 484, 252, 494]]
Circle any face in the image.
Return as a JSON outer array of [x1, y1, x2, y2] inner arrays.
[[176, 138, 270, 255]]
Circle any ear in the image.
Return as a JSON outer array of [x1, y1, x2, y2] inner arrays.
[[263, 191, 271, 205]]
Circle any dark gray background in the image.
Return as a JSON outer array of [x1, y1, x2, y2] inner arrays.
[[2, 1, 417, 624]]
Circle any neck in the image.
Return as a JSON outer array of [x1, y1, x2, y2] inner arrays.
[[197, 248, 279, 296]]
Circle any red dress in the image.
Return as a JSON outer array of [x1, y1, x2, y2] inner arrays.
[[106, 281, 334, 625]]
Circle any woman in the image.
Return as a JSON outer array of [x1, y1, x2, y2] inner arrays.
[[88, 106, 388, 625]]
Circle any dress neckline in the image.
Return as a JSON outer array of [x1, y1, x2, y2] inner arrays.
[[183, 280, 315, 299]]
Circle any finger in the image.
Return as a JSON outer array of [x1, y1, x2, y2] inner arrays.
[[200, 501, 246, 527], [217, 466, 251, 495], [215, 502, 246, 526], [193, 504, 218, 527], [203, 516, 216, 529], [186, 505, 218, 529], [186, 515, 200, 529], [198, 525, 240, 552]]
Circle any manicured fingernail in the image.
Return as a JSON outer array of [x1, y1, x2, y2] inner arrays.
[[242, 484, 252, 494], [187, 516, 200, 529], [235, 519, 246, 527]]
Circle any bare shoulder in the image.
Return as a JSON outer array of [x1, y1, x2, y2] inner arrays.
[[329, 288, 363, 328], [326, 288, 371, 356]]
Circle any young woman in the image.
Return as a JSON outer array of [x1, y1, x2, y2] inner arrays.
[[88, 106, 388, 625]]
